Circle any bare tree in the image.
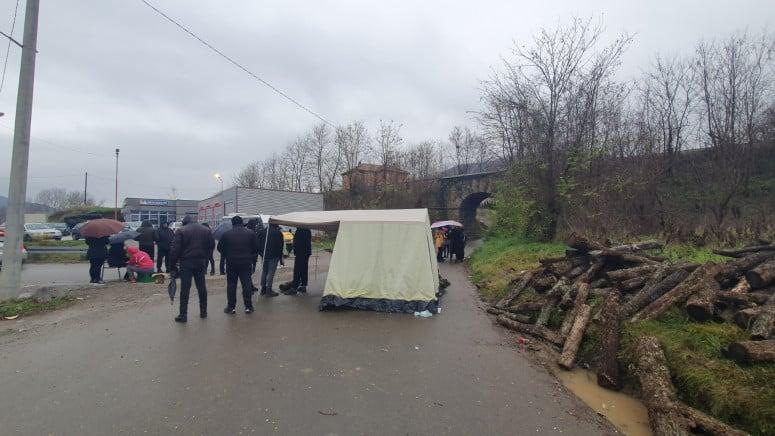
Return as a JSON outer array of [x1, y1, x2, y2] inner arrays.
[[233, 161, 262, 188], [337, 120, 370, 175], [372, 120, 403, 182], [35, 187, 95, 210], [284, 136, 310, 191]]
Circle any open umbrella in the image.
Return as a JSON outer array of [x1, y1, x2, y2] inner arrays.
[[431, 220, 463, 229], [108, 230, 139, 244], [211, 221, 231, 240], [80, 219, 125, 238]]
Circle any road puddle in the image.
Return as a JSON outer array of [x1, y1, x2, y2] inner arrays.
[[555, 367, 652, 436]]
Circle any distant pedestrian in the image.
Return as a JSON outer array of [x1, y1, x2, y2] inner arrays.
[[202, 223, 216, 275], [169, 215, 215, 323], [282, 228, 294, 257], [134, 220, 155, 261], [450, 227, 466, 262], [85, 235, 109, 284], [257, 223, 284, 297], [125, 246, 154, 282], [434, 229, 444, 262], [154, 221, 174, 273], [217, 216, 259, 314], [285, 228, 311, 295]]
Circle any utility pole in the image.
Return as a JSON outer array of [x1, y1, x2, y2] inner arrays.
[[114, 148, 119, 220], [0, 0, 40, 300], [83, 171, 88, 204]]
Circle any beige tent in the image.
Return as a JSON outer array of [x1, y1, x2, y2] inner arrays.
[[269, 209, 441, 313]]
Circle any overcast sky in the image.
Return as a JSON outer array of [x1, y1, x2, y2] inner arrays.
[[0, 0, 772, 204]]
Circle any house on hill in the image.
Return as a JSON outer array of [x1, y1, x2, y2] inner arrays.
[[342, 163, 410, 190]]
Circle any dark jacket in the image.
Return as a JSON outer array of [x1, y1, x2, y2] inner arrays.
[[154, 227, 175, 250], [107, 243, 128, 267], [135, 224, 155, 247], [257, 225, 284, 260], [292, 228, 312, 257], [169, 222, 215, 269], [217, 223, 259, 265], [85, 236, 110, 259]]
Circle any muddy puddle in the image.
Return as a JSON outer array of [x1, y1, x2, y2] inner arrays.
[[555, 367, 652, 436]]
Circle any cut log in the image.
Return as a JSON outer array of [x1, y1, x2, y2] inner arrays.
[[634, 336, 748, 436], [558, 304, 592, 370], [495, 269, 537, 308], [622, 269, 690, 320], [495, 315, 563, 346], [559, 283, 590, 338], [729, 277, 751, 294], [589, 287, 614, 298], [594, 249, 661, 265], [544, 260, 576, 278], [715, 251, 775, 286], [577, 260, 604, 284], [536, 279, 568, 327], [531, 274, 557, 292], [566, 265, 586, 279], [713, 244, 775, 258], [685, 269, 723, 321], [631, 263, 721, 323], [727, 339, 775, 363], [750, 306, 775, 340], [566, 232, 605, 252], [746, 259, 775, 290], [607, 265, 660, 281], [716, 292, 758, 308], [507, 302, 543, 314], [589, 278, 610, 289], [597, 291, 622, 390], [734, 307, 764, 329], [486, 306, 533, 323], [620, 275, 648, 292]]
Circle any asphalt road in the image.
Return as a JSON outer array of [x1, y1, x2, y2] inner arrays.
[[0, 261, 612, 435]]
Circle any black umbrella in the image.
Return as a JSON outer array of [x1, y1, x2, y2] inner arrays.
[[108, 230, 139, 244], [167, 278, 177, 304]]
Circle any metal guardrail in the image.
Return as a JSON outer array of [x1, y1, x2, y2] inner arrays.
[[26, 247, 87, 254]]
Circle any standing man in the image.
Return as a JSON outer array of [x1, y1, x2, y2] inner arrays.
[[154, 221, 174, 273], [85, 235, 109, 284], [201, 223, 216, 275], [284, 228, 311, 295], [217, 216, 259, 314], [169, 215, 215, 323], [135, 220, 156, 261], [257, 223, 284, 297]]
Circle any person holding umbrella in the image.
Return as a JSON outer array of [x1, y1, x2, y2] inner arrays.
[[217, 216, 259, 314], [169, 215, 215, 323], [80, 218, 125, 284]]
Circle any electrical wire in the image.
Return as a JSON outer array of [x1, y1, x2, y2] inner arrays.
[[138, 0, 335, 128], [0, 0, 20, 96]]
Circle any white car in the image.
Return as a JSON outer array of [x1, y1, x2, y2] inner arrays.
[[23, 223, 62, 241], [169, 221, 183, 232], [0, 241, 28, 266], [123, 221, 144, 232]]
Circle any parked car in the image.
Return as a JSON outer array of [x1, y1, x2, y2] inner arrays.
[[123, 221, 143, 232], [48, 222, 71, 237], [0, 241, 28, 266], [169, 221, 183, 232], [70, 222, 87, 240], [23, 223, 62, 241]]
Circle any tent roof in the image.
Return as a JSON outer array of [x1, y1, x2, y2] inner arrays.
[[268, 209, 430, 229]]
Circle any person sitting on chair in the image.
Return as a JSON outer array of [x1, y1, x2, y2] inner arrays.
[[126, 246, 154, 282]]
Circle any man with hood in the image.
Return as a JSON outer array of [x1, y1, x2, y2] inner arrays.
[[126, 246, 154, 282], [134, 220, 156, 261], [257, 223, 284, 297], [285, 227, 311, 295], [169, 215, 215, 323], [217, 216, 259, 314], [154, 221, 174, 273]]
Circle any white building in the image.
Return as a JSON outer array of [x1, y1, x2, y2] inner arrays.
[[198, 187, 324, 226]]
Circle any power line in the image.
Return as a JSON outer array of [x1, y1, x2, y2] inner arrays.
[[0, 0, 20, 95], [138, 0, 335, 128]]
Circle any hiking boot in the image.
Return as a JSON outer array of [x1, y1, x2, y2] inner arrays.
[[224, 307, 236, 315], [174, 315, 187, 323], [297, 286, 307, 294]]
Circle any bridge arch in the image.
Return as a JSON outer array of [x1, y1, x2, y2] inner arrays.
[[460, 191, 492, 235]]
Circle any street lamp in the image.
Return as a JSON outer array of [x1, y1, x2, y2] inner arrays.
[[114, 148, 120, 220], [214, 173, 224, 218]]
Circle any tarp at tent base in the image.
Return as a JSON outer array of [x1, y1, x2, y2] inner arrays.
[[269, 209, 440, 313]]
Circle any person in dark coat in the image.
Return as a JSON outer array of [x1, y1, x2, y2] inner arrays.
[[217, 216, 259, 314], [169, 215, 215, 323], [107, 242, 128, 268], [449, 227, 466, 262], [285, 228, 312, 295], [85, 236, 109, 284], [134, 220, 155, 261], [201, 223, 216, 276], [154, 221, 174, 273], [245, 218, 260, 273], [257, 223, 284, 297]]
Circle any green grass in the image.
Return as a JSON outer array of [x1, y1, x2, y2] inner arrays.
[[469, 236, 565, 301], [652, 244, 727, 264], [312, 236, 336, 251], [0, 296, 76, 318], [622, 310, 775, 435], [27, 253, 87, 263], [27, 239, 87, 248]]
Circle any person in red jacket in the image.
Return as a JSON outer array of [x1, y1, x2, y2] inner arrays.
[[126, 246, 154, 282]]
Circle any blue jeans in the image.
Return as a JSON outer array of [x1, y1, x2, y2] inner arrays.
[[260, 257, 280, 291]]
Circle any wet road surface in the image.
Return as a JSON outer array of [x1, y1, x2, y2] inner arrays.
[[0, 261, 613, 435]]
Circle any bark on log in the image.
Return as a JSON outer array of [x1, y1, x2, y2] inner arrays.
[[536, 279, 568, 326], [486, 306, 533, 324], [594, 249, 661, 265], [727, 339, 775, 363], [713, 244, 775, 258], [589, 287, 614, 298], [589, 278, 610, 289], [559, 283, 590, 338], [631, 263, 721, 323], [531, 274, 557, 292], [566, 232, 605, 253], [746, 259, 775, 290], [544, 260, 576, 278], [729, 277, 751, 294], [634, 336, 748, 436], [607, 265, 660, 281], [685, 269, 723, 321], [750, 307, 775, 340], [716, 291, 770, 307], [715, 251, 775, 286], [496, 315, 563, 346], [597, 291, 622, 390], [621, 275, 648, 292], [622, 269, 690, 320], [495, 270, 537, 308], [558, 304, 592, 370], [508, 302, 544, 314], [577, 260, 604, 284], [734, 307, 764, 330]]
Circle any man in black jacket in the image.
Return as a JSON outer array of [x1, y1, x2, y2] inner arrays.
[[169, 215, 215, 323], [285, 228, 312, 295], [154, 221, 174, 273], [134, 220, 156, 260], [257, 223, 284, 297], [217, 216, 259, 314], [85, 236, 109, 284]]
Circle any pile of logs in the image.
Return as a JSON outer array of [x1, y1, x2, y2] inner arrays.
[[486, 233, 775, 435]]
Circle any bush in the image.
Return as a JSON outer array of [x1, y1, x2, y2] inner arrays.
[[491, 178, 551, 240]]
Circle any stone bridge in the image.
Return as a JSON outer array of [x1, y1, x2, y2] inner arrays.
[[325, 170, 503, 235]]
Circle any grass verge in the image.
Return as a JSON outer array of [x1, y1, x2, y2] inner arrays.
[[0, 296, 76, 318], [27, 253, 87, 263], [27, 239, 87, 248]]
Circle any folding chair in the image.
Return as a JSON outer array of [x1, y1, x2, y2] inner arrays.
[[102, 261, 125, 281]]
